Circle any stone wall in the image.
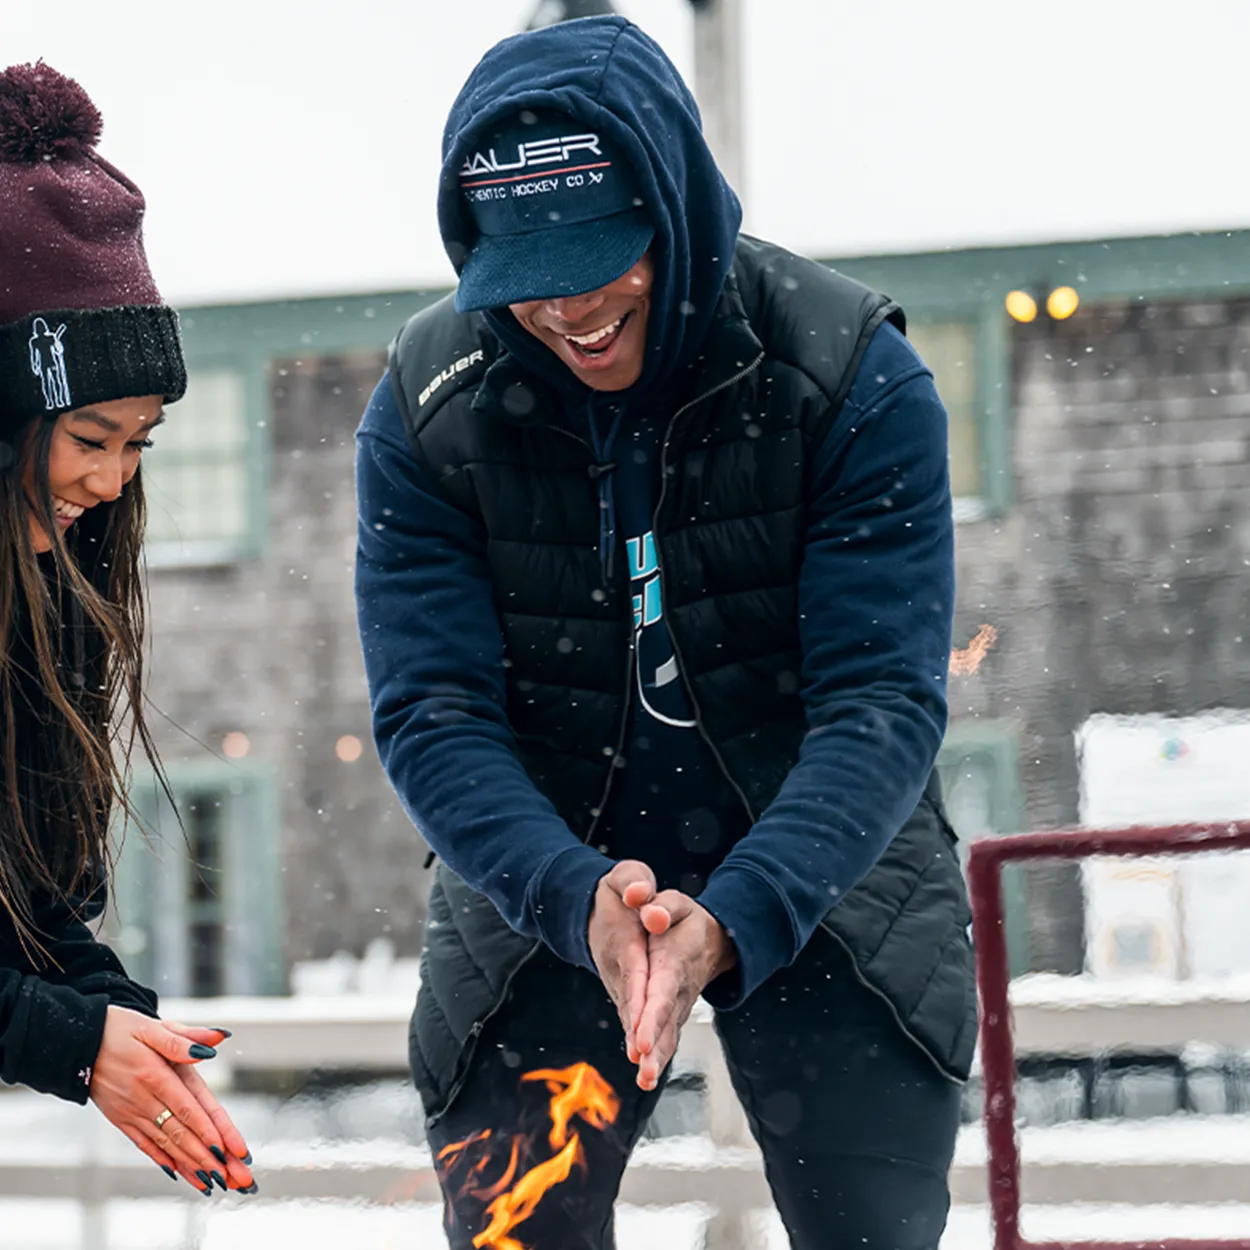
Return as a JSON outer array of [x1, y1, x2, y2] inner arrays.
[[144, 350, 430, 970], [950, 296, 1250, 969], [141, 293, 1250, 981]]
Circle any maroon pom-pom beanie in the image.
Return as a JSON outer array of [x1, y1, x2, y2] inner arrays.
[[0, 61, 186, 440]]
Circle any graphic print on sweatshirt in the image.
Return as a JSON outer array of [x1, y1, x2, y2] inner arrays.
[[628, 529, 696, 729]]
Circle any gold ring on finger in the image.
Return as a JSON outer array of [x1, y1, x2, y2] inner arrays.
[[154, 1108, 174, 1129]]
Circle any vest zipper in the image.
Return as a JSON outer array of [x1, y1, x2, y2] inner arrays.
[[652, 352, 765, 828], [428, 940, 542, 1128]]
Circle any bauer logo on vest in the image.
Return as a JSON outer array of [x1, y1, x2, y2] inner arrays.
[[419, 349, 485, 407], [28, 318, 72, 412]]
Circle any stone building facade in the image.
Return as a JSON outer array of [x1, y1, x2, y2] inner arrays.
[[948, 294, 1250, 971], [115, 231, 1250, 993]]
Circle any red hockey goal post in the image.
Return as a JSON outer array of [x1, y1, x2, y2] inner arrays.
[[967, 820, 1250, 1250]]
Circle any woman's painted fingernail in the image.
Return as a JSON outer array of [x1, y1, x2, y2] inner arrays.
[[189, 1043, 217, 1060], [211, 1170, 227, 1191], [210, 1145, 227, 1165], [242, 1181, 259, 1195], [200, 1185, 212, 1197], [161, 1165, 176, 1181], [196, 1170, 212, 1190], [240, 1151, 253, 1166], [210, 1027, 233, 1038]]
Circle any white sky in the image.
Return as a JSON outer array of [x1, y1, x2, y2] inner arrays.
[[5, 0, 1249, 305]]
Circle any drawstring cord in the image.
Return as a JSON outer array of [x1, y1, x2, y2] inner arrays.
[[587, 399, 624, 585]]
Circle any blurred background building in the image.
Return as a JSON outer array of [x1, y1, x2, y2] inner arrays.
[[7, 2, 1250, 1245], [26, 0, 1232, 998], [103, 225, 1250, 997]]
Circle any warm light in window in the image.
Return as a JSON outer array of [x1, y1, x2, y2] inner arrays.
[[1005, 290, 1038, 323], [222, 732, 251, 760], [336, 735, 364, 763], [1047, 286, 1080, 320]]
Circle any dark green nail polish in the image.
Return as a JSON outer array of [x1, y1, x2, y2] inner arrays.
[[196, 1170, 212, 1189], [161, 1165, 176, 1180], [211, 1170, 227, 1191], [242, 1181, 259, 1195], [200, 1185, 212, 1197], [241, 1151, 253, 1166], [189, 1043, 217, 1060], [209, 1145, 227, 1165], [211, 1027, 233, 1038]]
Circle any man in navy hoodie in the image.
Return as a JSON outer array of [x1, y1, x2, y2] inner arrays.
[[356, 16, 975, 1248]]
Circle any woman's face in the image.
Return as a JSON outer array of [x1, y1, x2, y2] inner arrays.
[[21, 395, 164, 553]]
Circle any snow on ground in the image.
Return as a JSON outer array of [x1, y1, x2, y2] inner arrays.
[[1011, 971, 1250, 1007], [953, 1114, 1250, 1167], [0, 1199, 713, 1250], [6, 1089, 1250, 1246], [157, 1114, 1250, 1175], [4, 1200, 1250, 1250]]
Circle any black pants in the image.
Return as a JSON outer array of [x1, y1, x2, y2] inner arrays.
[[425, 930, 961, 1249]]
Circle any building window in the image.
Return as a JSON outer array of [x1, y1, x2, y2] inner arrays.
[[184, 790, 227, 998], [113, 766, 282, 996], [141, 366, 261, 566], [908, 319, 983, 519], [937, 723, 1029, 974]]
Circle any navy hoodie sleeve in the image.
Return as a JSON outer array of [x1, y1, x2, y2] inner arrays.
[[356, 376, 612, 971], [698, 323, 955, 1007]]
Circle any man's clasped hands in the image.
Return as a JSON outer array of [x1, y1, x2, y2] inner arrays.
[[587, 860, 738, 1091]]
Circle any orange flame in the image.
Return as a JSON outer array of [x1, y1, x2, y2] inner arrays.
[[439, 1062, 621, 1250], [949, 623, 997, 676], [522, 1064, 620, 1150], [474, 1137, 582, 1250], [438, 1129, 492, 1170]]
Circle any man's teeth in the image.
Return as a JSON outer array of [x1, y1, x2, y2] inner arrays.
[[566, 318, 622, 347], [53, 497, 84, 520]]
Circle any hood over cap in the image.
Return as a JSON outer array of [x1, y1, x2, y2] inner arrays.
[[438, 15, 743, 399]]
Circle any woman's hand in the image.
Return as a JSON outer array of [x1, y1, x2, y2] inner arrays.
[[89, 1006, 256, 1194], [163, 1020, 256, 1188]]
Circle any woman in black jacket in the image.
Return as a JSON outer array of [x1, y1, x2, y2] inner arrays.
[[0, 62, 255, 1196]]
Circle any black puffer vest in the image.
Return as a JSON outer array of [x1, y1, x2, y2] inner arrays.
[[391, 236, 976, 1120]]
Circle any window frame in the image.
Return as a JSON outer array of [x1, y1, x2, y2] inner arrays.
[[937, 720, 1029, 974], [112, 761, 284, 997], [903, 306, 1011, 521], [142, 348, 270, 568]]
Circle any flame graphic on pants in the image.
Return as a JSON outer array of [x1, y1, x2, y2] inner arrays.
[[437, 1062, 621, 1250]]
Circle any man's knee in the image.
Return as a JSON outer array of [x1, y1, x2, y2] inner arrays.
[[773, 1156, 951, 1250]]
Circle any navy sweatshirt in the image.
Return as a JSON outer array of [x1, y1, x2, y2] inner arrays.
[[563, 398, 750, 900], [356, 16, 954, 1006], [357, 320, 953, 1006]]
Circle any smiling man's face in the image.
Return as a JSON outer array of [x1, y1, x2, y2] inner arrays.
[[508, 251, 654, 392]]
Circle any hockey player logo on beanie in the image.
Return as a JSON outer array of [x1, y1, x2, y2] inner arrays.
[[28, 318, 71, 411]]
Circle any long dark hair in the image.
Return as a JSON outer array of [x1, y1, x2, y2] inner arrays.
[[0, 415, 165, 957]]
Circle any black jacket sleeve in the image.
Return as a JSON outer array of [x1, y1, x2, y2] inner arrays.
[[0, 888, 158, 1104]]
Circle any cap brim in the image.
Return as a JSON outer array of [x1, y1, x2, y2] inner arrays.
[[454, 211, 654, 314]]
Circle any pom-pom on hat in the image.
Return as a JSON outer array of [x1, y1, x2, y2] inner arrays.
[[0, 61, 186, 437]]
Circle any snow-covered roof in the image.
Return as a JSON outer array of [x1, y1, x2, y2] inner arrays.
[[6, 0, 1247, 306]]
